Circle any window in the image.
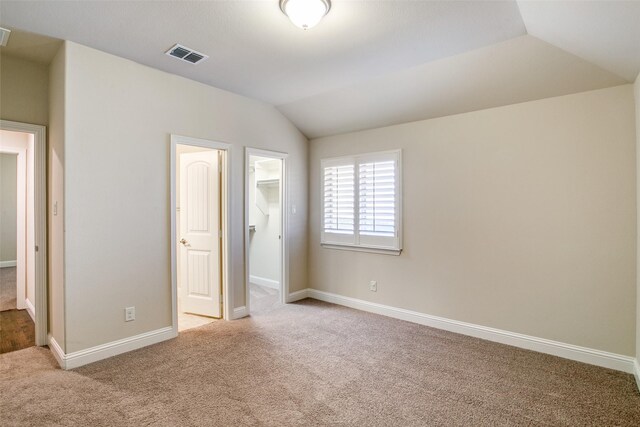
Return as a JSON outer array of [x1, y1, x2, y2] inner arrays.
[[321, 150, 402, 255]]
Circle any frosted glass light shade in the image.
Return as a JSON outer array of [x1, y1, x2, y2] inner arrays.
[[280, 0, 331, 30]]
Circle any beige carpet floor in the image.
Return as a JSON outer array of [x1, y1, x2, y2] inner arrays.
[[0, 267, 17, 311], [1, 298, 639, 426], [249, 282, 281, 313]]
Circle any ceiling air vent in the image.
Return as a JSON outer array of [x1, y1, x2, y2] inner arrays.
[[165, 44, 208, 65]]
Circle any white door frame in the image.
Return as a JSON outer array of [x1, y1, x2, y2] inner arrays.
[[170, 134, 232, 332], [0, 120, 47, 346], [244, 147, 289, 314]]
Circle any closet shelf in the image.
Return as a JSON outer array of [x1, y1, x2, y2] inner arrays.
[[256, 178, 279, 188]]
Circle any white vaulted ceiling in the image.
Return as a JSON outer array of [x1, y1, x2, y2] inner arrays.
[[279, 35, 627, 138], [518, 0, 640, 82], [0, 1, 638, 139]]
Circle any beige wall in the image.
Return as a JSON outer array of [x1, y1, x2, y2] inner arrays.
[[635, 73, 640, 362], [48, 44, 66, 350], [62, 42, 307, 353], [0, 153, 17, 263], [310, 85, 636, 356], [0, 52, 50, 330], [0, 55, 49, 126]]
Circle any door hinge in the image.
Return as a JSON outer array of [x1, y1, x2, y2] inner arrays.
[[219, 230, 222, 239], [35, 245, 39, 252]]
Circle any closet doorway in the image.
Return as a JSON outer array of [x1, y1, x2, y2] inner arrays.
[[245, 148, 288, 315]]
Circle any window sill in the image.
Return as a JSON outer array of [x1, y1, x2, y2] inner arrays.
[[321, 243, 402, 256]]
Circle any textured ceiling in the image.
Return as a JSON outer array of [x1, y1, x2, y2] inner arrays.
[[0, 1, 638, 139], [0, 0, 525, 105], [518, 0, 640, 81], [279, 35, 627, 138]]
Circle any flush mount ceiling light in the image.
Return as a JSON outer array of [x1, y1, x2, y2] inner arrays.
[[280, 0, 331, 30]]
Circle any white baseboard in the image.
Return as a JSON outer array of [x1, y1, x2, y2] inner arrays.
[[48, 327, 177, 370], [306, 289, 636, 374], [233, 306, 248, 319], [634, 360, 640, 391], [48, 334, 66, 369], [25, 298, 35, 322], [287, 288, 309, 303], [249, 275, 280, 290], [0, 260, 16, 268]]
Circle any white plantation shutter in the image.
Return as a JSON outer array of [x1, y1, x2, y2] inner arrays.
[[322, 159, 356, 245], [322, 150, 401, 253], [359, 160, 396, 236], [323, 164, 355, 233]]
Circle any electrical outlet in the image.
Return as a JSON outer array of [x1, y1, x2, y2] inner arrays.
[[369, 280, 377, 292], [125, 307, 135, 322]]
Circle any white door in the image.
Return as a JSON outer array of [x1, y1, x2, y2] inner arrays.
[[179, 150, 221, 318]]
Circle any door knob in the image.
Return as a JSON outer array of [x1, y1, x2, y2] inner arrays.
[[180, 238, 188, 245]]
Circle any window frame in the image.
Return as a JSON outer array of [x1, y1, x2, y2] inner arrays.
[[320, 149, 402, 256]]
